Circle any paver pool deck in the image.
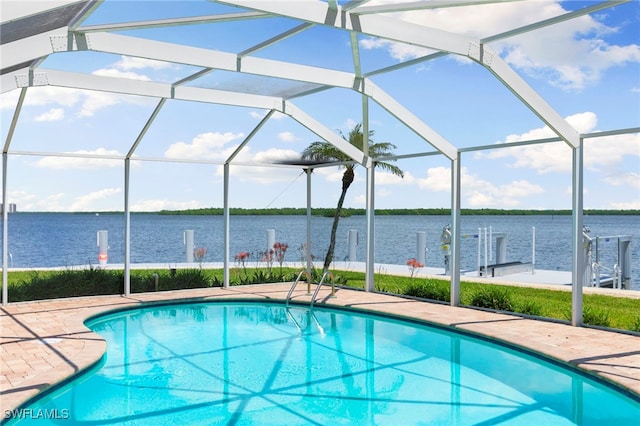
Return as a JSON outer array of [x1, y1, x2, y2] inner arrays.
[[1, 283, 639, 415]]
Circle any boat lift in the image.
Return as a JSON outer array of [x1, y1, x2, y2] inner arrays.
[[582, 227, 631, 289], [440, 224, 631, 288], [441, 225, 534, 278]]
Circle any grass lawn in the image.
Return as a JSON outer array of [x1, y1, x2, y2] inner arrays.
[[330, 270, 640, 331], [5, 267, 640, 332]]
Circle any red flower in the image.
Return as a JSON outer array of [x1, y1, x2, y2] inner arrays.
[[234, 251, 250, 261], [406, 258, 424, 278]]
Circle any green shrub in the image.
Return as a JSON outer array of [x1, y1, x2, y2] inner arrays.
[[211, 275, 223, 287], [515, 300, 543, 316], [9, 268, 123, 302], [469, 287, 513, 311], [582, 307, 611, 327], [404, 280, 450, 302], [376, 283, 402, 294], [631, 317, 640, 333], [250, 270, 272, 284], [7, 268, 219, 302]]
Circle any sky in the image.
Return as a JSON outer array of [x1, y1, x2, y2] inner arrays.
[[1, 0, 639, 212]]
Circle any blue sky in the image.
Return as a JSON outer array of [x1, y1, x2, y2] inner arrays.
[[1, 0, 639, 212]]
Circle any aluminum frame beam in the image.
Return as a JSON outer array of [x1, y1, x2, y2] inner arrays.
[[123, 158, 131, 296], [1, 69, 30, 94], [223, 0, 475, 56], [239, 22, 314, 57], [1, 88, 27, 306], [8, 68, 284, 110], [351, 0, 522, 15], [225, 110, 275, 163], [475, 45, 580, 148], [2, 153, 8, 306], [284, 101, 370, 166], [450, 154, 462, 306], [571, 143, 585, 326], [61, 32, 359, 90], [77, 11, 269, 33], [364, 80, 458, 159], [482, 1, 631, 44], [1, 29, 63, 71], [0, 0, 86, 23], [223, 163, 230, 288]]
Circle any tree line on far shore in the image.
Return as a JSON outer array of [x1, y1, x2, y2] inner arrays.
[[156, 207, 639, 217]]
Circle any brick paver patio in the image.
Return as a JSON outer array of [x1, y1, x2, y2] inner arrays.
[[1, 284, 639, 414]]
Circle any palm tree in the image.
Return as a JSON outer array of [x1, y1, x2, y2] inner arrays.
[[301, 123, 404, 271]]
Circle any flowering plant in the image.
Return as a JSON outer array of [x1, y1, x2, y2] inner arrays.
[[273, 242, 288, 274], [194, 247, 207, 269], [235, 251, 250, 264], [260, 249, 275, 273], [406, 258, 424, 278]]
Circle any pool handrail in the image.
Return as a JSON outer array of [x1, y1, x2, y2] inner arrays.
[[285, 307, 303, 334], [285, 306, 326, 336], [286, 270, 312, 306], [310, 271, 335, 308]]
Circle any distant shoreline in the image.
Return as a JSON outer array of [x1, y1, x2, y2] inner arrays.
[[8, 208, 639, 216]]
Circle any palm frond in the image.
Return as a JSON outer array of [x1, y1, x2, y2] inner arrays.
[[301, 141, 350, 163], [302, 123, 404, 177], [374, 161, 404, 177]]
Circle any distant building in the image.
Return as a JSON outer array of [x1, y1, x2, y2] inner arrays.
[[0, 203, 17, 213]]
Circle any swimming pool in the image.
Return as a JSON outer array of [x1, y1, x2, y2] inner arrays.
[[6, 301, 640, 425]]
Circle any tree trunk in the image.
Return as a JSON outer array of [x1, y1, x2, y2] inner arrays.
[[323, 167, 354, 271]]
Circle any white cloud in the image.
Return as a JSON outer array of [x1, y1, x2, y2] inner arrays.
[[130, 198, 203, 212], [249, 110, 287, 120], [8, 191, 66, 212], [33, 148, 124, 169], [343, 118, 359, 132], [2, 84, 150, 119], [375, 170, 415, 185], [353, 194, 366, 205], [35, 108, 64, 122], [477, 112, 640, 174], [416, 166, 544, 207], [360, 37, 434, 61], [499, 27, 640, 90], [92, 68, 151, 81], [564, 186, 589, 196], [226, 148, 303, 184], [315, 167, 344, 183], [164, 132, 245, 160], [603, 172, 640, 190], [377, 188, 392, 198], [585, 134, 640, 170], [77, 91, 123, 117], [0, 57, 160, 118], [207, 147, 303, 184], [417, 166, 451, 191], [251, 148, 300, 164], [278, 131, 297, 143], [69, 187, 121, 211], [114, 56, 173, 71], [1, 87, 81, 110], [464, 179, 544, 208], [359, 1, 640, 90]]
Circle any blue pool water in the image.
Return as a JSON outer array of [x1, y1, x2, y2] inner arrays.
[[7, 302, 640, 425]]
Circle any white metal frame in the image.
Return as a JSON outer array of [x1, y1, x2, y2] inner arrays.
[[1, 0, 637, 327]]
